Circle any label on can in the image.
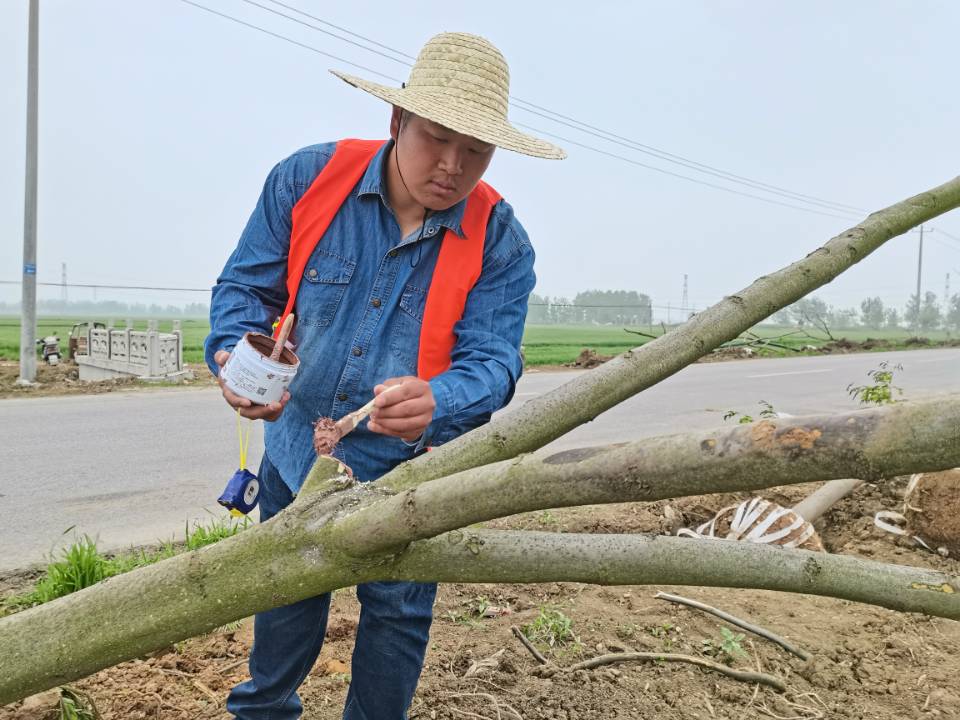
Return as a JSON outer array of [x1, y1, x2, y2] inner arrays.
[[222, 332, 299, 405]]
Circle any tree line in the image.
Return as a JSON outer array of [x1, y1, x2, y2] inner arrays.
[[527, 290, 653, 325], [770, 292, 960, 332]]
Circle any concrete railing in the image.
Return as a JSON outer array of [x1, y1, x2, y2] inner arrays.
[[77, 320, 190, 382]]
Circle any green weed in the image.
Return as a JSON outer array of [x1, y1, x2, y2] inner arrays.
[[57, 687, 100, 720], [522, 606, 577, 648], [847, 361, 903, 405], [26, 536, 113, 604], [185, 514, 251, 551], [445, 594, 492, 627], [4, 515, 252, 614], [701, 626, 748, 665], [723, 400, 777, 424]]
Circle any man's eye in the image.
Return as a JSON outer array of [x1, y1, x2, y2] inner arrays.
[[431, 135, 448, 144]]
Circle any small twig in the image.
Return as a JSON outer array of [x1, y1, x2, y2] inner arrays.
[[623, 328, 658, 339], [218, 657, 247, 674], [158, 667, 195, 678], [511, 625, 548, 665], [443, 692, 508, 720], [153, 693, 190, 714], [192, 680, 220, 706], [654, 591, 811, 661], [566, 651, 786, 692]]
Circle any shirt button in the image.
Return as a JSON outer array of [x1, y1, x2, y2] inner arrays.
[[426, 226, 436, 236], [337, 393, 348, 401], [388, 249, 399, 258], [308, 268, 318, 278], [371, 298, 381, 308], [352, 347, 363, 357]]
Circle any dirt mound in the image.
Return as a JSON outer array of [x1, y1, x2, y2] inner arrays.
[[0, 361, 216, 399], [565, 349, 614, 369], [904, 469, 960, 556]]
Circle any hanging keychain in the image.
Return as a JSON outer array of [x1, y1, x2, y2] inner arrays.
[[217, 410, 260, 517]]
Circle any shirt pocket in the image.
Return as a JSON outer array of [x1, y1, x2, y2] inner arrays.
[[297, 250, 356, 328], [390, 283, 427, 372]]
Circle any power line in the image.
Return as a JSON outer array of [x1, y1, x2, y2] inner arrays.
[[179, 0, 865, 219], [255, 0, 865, 215], [933, 227, 960, 245], [259, 0, 864, 215], [239, 0, 412, 66], [513, 122, 858, 220], [177, 0, 399, 82], [0, 279, 209, 293]]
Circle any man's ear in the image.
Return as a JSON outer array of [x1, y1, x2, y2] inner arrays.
[[389, 106, 403, 141]]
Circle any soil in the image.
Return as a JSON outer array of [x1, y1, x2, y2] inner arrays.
[[3, 476, 959, 719], [904, 470, 960, 557], [0, 361, 218, 399]]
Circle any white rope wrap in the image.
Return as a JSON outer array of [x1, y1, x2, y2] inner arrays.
[[677, 498, 822, 551]]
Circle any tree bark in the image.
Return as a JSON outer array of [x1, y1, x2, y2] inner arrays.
[[2, 399, 960, 703], [379, 175, 960, 492], [332, 396, 960, 556], [3, 177, 960, 704]]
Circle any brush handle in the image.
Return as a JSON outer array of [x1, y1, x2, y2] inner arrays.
[[270, 314, 295, 361], [335, 384, 403, 437]]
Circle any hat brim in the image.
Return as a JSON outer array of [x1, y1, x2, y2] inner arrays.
[[331, 70, 566, 160]]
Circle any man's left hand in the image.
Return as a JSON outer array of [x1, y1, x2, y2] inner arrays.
[[368, 376, 435, 442]]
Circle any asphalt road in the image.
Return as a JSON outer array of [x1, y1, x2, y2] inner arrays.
[[1, 348, 957, 572]]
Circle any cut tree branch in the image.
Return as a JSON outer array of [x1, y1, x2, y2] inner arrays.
[[379, 175, 960, 492], [2, 177, 960, 705], [332, 396, 960, 556]]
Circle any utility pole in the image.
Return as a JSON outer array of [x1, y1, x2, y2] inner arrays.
[[61, 262, 67, 304], [18, 0, 39, 385], [681, 274, 689, 315], [912, 224, 924, 335]]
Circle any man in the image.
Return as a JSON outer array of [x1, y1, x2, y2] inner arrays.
[[205, 31, 564, 719]]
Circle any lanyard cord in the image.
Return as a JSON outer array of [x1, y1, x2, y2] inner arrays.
[[236, 409, 251, 470]]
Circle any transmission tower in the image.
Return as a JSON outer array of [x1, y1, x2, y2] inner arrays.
[[681, 274, 689, 312]]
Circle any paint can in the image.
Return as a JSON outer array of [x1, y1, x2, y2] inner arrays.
[[221, 332, 299, 405]]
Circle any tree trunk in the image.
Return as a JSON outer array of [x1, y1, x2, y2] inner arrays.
[[380, 175, 960, 492], [332, 396, 960, 556], [2, 398, 960, 703], [2, 176, 960, 704]]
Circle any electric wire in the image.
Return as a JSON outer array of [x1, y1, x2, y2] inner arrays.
[[512, 122, 859, 221], [176, 0, 865, 219], [258, 0, 865, 214], [178, 0, 399, 82]]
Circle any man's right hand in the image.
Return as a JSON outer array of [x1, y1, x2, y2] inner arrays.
[[214, 350, 290, 421]]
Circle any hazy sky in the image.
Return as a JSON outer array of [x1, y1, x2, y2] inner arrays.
[[2, 0, 959, 318]]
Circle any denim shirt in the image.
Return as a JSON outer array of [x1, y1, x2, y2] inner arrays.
[[206, 140, 535, 491]]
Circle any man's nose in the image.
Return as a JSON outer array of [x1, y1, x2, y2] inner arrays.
[[438, 146, 463, 175]]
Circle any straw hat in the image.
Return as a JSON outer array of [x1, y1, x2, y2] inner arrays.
[[331, 32, 566, 160]]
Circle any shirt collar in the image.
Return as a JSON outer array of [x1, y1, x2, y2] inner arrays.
[[356, 139, 467, 238]]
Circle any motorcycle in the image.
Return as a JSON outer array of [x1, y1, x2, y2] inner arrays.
[[37, 335, 62, 365]]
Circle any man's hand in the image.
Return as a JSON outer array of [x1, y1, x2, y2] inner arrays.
[[367, 376, 435, 442], [214, 350, 290, 421]]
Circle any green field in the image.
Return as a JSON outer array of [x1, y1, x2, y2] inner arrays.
[[0, 317, 210, 365], [0, 317, 953, 368]]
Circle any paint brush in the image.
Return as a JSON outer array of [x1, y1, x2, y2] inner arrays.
[[270, 314, 295, 361], [313, 384, 403, 456]]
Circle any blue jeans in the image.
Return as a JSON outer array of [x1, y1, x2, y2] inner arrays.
[[227, 454, 437, 719]]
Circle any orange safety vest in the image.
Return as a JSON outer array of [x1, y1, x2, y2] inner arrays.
[[275, 139, 502, 380]]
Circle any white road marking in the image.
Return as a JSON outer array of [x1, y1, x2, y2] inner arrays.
[[746, 369, 835, 379]]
